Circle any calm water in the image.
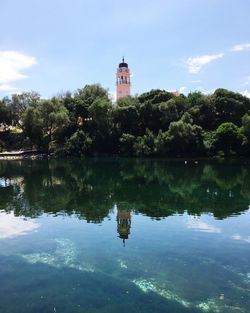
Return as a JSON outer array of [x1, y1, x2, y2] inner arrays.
[[0, 159, 250, 313]]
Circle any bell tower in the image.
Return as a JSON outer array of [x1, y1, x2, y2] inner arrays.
[[116, 57, 131, 100]]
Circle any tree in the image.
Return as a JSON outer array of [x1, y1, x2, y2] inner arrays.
[[22, 107, 43, 147], [88, 98, 115, 154], [137, 90, 178, 132], [155, 117, 204, 156], [119, 133, 136, 155], [187, 92, 216, 130], [159, 96, 186, 130], [134, 129, 155, 156], [75, 84, 109, 106], [22, 97, 69, 151], [242, 112, 250, 138], [0, 100, 12, 124], [211, 89, 250, 127], [138, 89, 174, 104], [114, 105, 139, 135], [11, 91, 40, 124], [212, 122, 245, 155], [38, 98, 69, 150], [64, 130, 92, 157], [116, 95, 140, 107], [71, 84, 110, 128]]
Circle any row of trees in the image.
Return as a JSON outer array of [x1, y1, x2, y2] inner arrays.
[[1, 85, 250, 157]]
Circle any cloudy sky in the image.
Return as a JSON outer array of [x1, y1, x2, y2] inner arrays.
[[0, 0, 250, 98]]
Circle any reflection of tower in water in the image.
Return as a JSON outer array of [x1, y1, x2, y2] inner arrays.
[[117, 208, 131, 247]]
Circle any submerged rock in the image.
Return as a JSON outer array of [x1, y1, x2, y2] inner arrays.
[[133, 278, 190, 308], [118, 259, 128, 269], [21, 238, 95, 273], [197, 299, 221, 312], [132, 278, 245, 313], [20, 239, 247, 313]]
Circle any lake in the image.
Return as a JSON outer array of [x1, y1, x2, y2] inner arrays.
[[0, 158, 249, 313]]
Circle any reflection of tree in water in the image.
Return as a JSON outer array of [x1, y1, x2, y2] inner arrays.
[[0, 159, 250, 221], [116, 206, 131, 247]]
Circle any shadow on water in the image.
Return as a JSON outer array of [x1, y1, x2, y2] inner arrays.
[[0, 255, 201, 313], [0, 158, 250, 221]]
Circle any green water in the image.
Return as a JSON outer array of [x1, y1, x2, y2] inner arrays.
[[0, 159, 250, 313]]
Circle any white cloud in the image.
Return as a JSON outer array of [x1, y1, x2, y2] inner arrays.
[[242, 90, 250, 98], [187, 217, 221, 233], [0, 212, 39, 239], [186, 53, 224, 74], [108, 90, 116, 102], [190, 80, 202, 83], [245, 76, 250, 85], [231, 234, 250, 243], [0, 51, 37, 92], [179, 86, 187, 94], [0, 84, 18, 92], [231, 43, 250, 52]]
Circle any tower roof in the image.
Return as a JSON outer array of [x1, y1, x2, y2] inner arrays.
[[119, 57, 128, 68]]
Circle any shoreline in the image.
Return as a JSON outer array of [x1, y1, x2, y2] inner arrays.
[[0, 150, 47, 160], [0, 155, 48, 160], [0, 152, 250, 164]]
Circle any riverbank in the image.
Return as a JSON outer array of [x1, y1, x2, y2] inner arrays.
[[0, 150, 47, 160]]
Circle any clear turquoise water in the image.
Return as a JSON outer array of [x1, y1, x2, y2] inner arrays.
[[0, 159, 249, 313]]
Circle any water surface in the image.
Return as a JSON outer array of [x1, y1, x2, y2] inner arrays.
[[0, 159, 250, 313]]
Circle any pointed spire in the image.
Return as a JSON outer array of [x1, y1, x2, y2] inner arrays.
[[122, 56, 124, 63]]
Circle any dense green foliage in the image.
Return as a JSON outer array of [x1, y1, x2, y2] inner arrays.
[[1, 85, 250, 157]]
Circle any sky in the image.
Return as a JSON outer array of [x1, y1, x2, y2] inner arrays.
[[0, 0, 250, 99]]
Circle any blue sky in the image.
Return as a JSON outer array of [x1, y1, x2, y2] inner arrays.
[[0, 0, 250, 99]]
